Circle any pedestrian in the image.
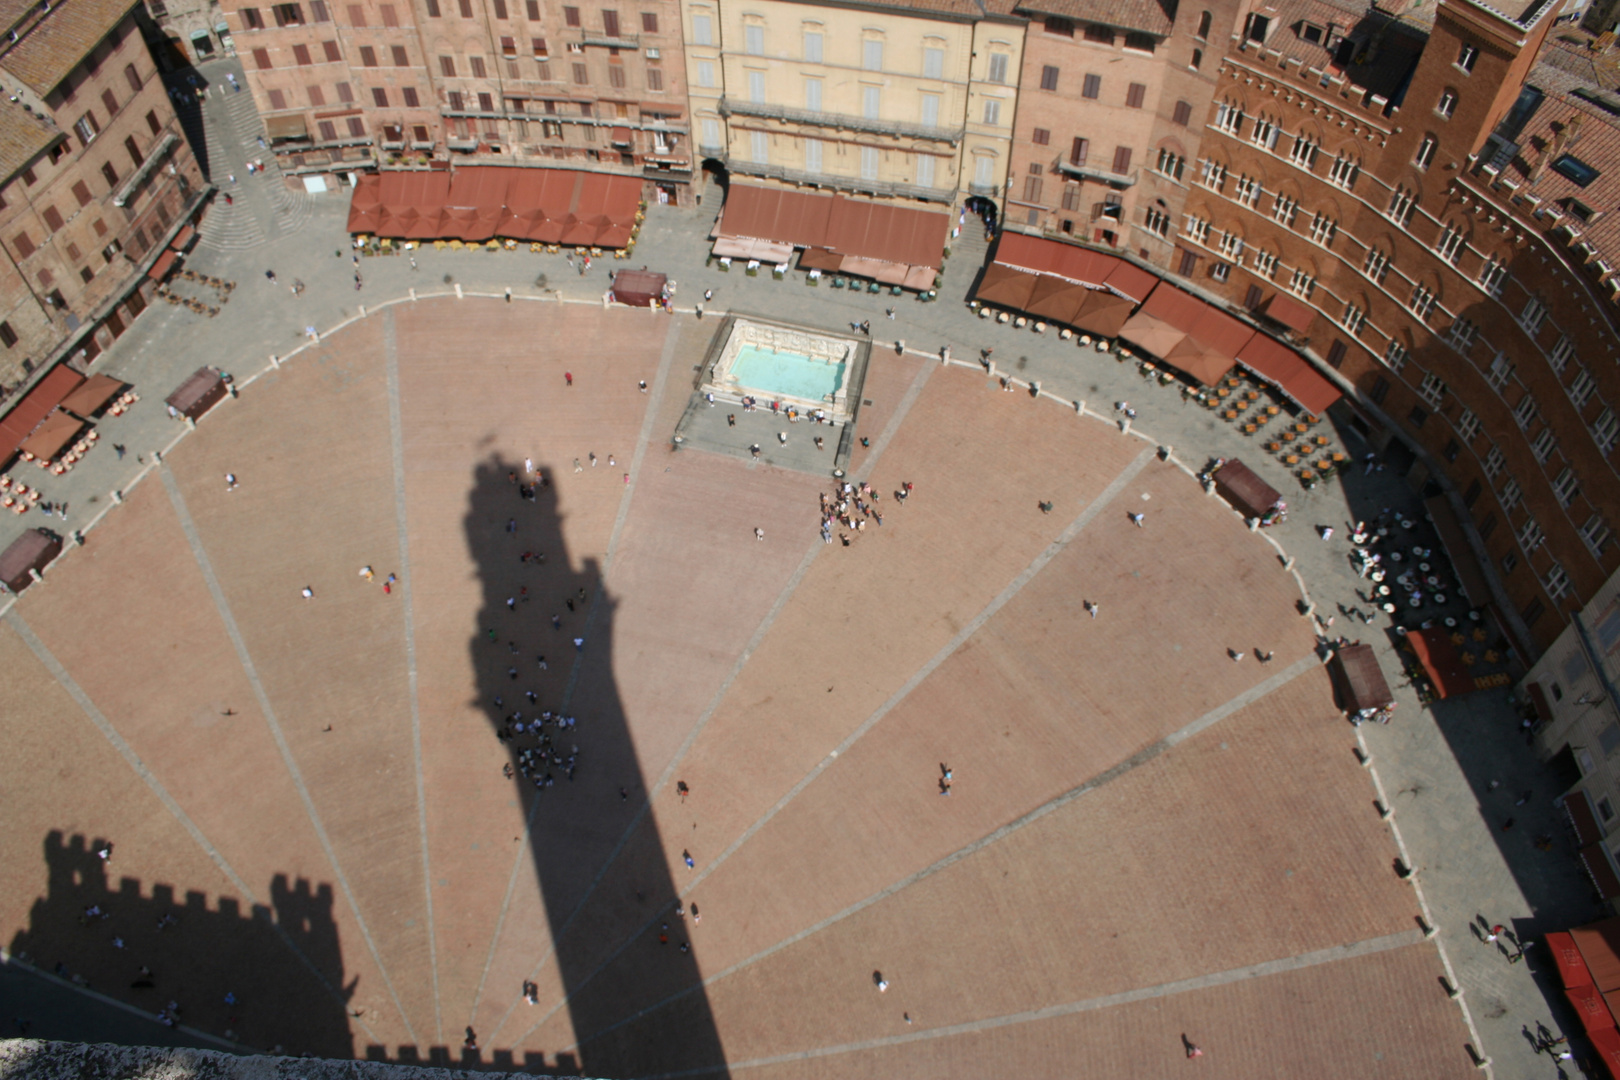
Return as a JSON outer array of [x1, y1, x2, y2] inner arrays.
[[1229, 649, 1243, 662], [1084, 600, 1098, 618], [573, 636, 584, 651], [410, 255, 418, 271], [728, 414, 736, 427], [639, 380, 648, 392], [874, 972, 888, 992], [885, 307, 895, 320], [589, 453, 597, 467], [1501, 817, 1516, 831], [683, 849, 695, 868], [464, 1027, 477, 1051], [565, 371, 574, 386], [1130, 512, 1145, 527], [574, 458, 582, 473], [224, 193, 233, 206], [225, 472, 238, 491], [525, 457, 534, 475], [359, 566, 375, 581], [692, 903, 700, 923], [1039, 500, 1053, 514], [265, 269, 277, 284], [1319, 525, 1334, 541], [624, 472, 630, 485], [755, 527, 764, 540], [113, 443, 125, 459], [301, 586, 314, 599], [1485, 926, 1499, 943], [704, 288, 712, 302]]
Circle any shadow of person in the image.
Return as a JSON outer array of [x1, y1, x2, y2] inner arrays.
[[7, 830, 356, 1055], [464, 457, 727, 1078]]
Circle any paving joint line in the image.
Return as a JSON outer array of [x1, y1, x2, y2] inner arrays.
[[479, 315, 684, 1044], [571, 648, 1322, 1058], [158, 465, 419, 1045], [635, 930, 1424, 1079], [0, 610, 381, 1045], [504, 354, 941, 1048], [554, 444, 1163, 1049], [383, 308, 443, 1046]]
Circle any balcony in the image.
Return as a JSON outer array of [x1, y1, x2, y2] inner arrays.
[[1057, 160, 1137, 188], [720, 97, 964, 145], [722, 156, 953, 204], [967, 181, 999, 197], [579, 31, 639, 49]]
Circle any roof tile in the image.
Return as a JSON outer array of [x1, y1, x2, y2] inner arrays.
[[0, 0, 135, 96]]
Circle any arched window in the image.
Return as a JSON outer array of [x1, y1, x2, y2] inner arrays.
[[1196, 10, 1211, 38]]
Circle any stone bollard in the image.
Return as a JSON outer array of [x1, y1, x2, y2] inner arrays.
[[1301, 600, 1315, 619], [1283, 556, 1295, 571], [1418, 916, 1436, 938], [28, 567, 43, 584], [358, 304, 367, 317], [455, 283, 464, 299], [1377, 801, 1392, 819], [1442, 977, 1462, 999], [185, 416, 196, 430], [269, 353, 281, 369], [410, 288, 417, 302], [153, 450, 162, 464], [1075, 400, 1085, 414], [1119, 418, 1131, 436], [1248, 518, 1260, 532], [1158, 444, 1172, 461], [940, 346, 950, 364], [111, 490, 122, 504], [1354, 746, 1371, 767], [505, 287, 512, 302]]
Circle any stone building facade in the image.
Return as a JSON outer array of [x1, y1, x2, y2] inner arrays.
[[1004, 0, 1245, 256], [683, 0, 1023, 206], [218, 0, 694, 199], [0, 0, 206, 387], [1105, 0, 1620, 660]]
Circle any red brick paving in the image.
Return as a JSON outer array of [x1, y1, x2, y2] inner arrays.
[[0, 302, 1478, 1075]]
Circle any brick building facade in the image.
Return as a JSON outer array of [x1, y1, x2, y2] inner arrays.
[[220, 0, 694, 199], [0, 0, 206, 387]]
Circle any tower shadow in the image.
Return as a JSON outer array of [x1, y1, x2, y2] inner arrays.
[[7, 830, 356, 1055], [463, 456, 727, 1078]]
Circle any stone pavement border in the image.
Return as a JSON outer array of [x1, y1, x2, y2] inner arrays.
[[1, 277, 1548, 1076]]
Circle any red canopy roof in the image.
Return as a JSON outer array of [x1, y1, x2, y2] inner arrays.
[[1235, 331, 1342, 416], [715, 184, 948, 271], [347, 167, 640, 247], [993, 232, 1159, 302], [1404, 627, 1474, 699], [1550, 931, 1596, 989], [0, 366, 84, 463], [1259, 292, 1316, 334]]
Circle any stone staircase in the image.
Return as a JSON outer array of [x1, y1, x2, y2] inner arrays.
[[195, 79, 316, 254]]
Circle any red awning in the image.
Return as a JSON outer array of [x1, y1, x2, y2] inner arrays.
[[1584, 845, 1620, 901], [993, 232, 1159, 302], [169, 224, 196, 251], [0, 366, 85, 463], [1569, 983, 1619, 1034], [17, 409, 83, 461], [1403, 627, 1474, 699], [58, 373, 126, 418], [1574, 919, 1620, 992], [1588, 1025, 1620, 1080], [1072, 291, 1135, 337], [1259, 292, 1315, 334], [147, 249, 179, 281], [1568, 790, 1606, 848], [348, 167, 639, 247], [715, 184, 948, 271], [1234, 331, 1342, 416], [975, 262, 1039, 308], [1549, 931, 1596, 989], [610, 125, 632, 146]]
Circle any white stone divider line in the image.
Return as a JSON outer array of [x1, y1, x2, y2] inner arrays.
[[474, 311, 687, 1043], [0, 611, 382, 1047], [0, 947, 249, 1052], [381, 308, 444, 1046], [514, 441, 1160, 1051], [495, 354, 942, 1048], [636, 929, 1425, 1080], [158, 466, 420, 1046], [565, 650, 1325, 1060], [1357, 725, 1493, 1075]]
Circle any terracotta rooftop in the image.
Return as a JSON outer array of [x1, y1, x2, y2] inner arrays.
[[776, 0, 996, 19], [1505, 69, 1620, 269], [0, 0, 136, 96], [1014, 0, 1174, 36], [0, 102, 59, 184], [1227, 0, 1429, 103]]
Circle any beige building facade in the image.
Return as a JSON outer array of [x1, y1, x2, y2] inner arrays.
[[685, 0, 1022, 205]]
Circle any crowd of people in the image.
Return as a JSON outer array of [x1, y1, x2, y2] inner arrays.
[[817, 480, 912, 546]]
